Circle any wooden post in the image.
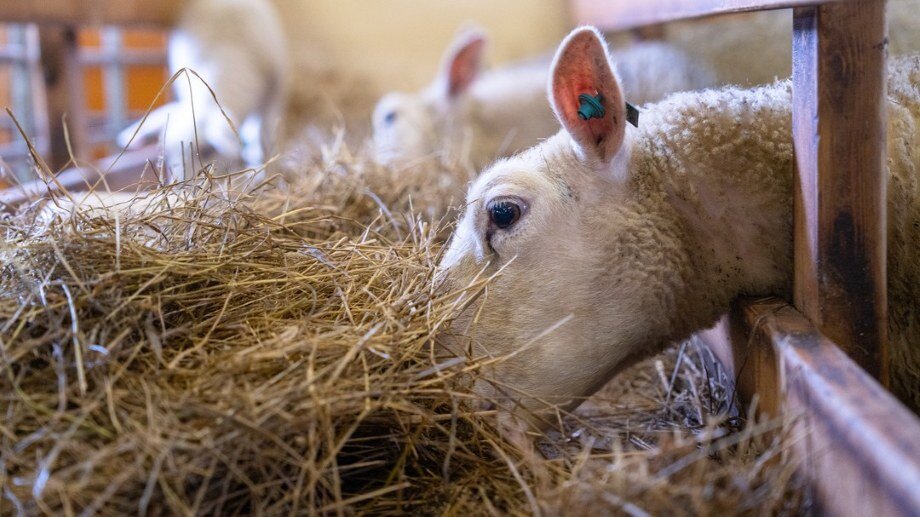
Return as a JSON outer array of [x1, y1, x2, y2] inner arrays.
[[791, 1, 888, 381], [39, 26, 89, 170]]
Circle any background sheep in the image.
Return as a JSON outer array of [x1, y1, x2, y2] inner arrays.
[[437, 27, 920, 426], [372, 27, 716, 170], [648, 0, 920, 87], [117, 0, 288, 183]]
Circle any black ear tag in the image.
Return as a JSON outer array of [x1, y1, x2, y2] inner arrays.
[[578, 93, 639, 127], [626, 102, 639, 127]]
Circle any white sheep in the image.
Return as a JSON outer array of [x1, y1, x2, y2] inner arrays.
[[117, 0, 288, 183], [437, 27, 920, 426], [372, 27, 716, 169]]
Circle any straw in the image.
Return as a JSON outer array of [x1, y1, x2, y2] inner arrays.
[[0, 121, 806, 515]]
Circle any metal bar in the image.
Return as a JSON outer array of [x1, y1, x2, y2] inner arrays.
[[25, 24, 50, 162], [0, 141, 31, 157], [0, 46, 30, 62], [101, 27, 126, 152], [791, 1, 888, 380], [77, 48, 166, 66], [6, 24, 36, 182]]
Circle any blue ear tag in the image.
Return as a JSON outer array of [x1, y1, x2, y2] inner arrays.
[[577, 93, 640, 127], [577, 93, 605, 120]]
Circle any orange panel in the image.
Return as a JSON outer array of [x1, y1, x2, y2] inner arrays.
[[83, 65, 105, 113], [0, 65, 10, 108], [123, 29, 167, 49], [91, 143, 110, 160], [71, 27, 168, 154], [0, 64, 10, 147], [78, 28, 101, 48], [126, 65, 170, 111]]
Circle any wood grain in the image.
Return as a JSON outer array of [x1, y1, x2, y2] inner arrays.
[[699, 298, 920, 517], [39, 27, 89, 170], [792, 1, 888, 381], [0, 0, 180, 27], [572, 0, 853, 31]]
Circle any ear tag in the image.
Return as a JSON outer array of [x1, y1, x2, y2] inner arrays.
[[625, 102, 639, 127], [577, 93, 605, 120], [578, 93, 640, 127]]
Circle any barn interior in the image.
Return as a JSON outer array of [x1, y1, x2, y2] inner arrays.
[[1, 1, 919, 515]]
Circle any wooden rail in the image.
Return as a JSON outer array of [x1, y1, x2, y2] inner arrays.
[[578, 0, 919, 515], [0, 0, 180, 28], [702, 299, 920, 517], [0, 4, 172, 172], [573, 0, 852, 31], [0, 146, 162, 209]]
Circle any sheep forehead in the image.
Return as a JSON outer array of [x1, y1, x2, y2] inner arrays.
[[469, 133, 574, 193], [468, 160, 558, 204]]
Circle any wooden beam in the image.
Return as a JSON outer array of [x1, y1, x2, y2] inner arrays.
[[700, 298, 920, 516], [630, 25, 667, 42], [792, 2, 888, 380], [0, 0, 181, 28], [571, 0, 853, 32], [39, 26, 90, 170]]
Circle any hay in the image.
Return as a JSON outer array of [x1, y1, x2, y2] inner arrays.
[[0, 134, 807, 514]]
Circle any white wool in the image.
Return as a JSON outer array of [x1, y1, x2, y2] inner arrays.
[[117, 0, 288, 181], [439, 52, 920, 424], [372, 40, 717, 170]]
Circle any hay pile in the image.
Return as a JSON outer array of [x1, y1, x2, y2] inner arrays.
[[0, 135, 808, 514]]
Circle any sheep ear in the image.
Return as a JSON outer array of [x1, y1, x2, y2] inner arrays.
[[549, 27, 625, 163], [440, 27, 487, 99]]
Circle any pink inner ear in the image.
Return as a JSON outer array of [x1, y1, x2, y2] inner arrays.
[[553, 68, 616, 148], [551, 30, 623, 161], [448, 38, 485, 97]]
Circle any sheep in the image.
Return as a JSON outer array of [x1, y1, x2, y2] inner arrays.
[[117, 0, 288, 184], [437, 27, 920, 427], [665, 0, 920, 88], [372, 27, 716, 170]]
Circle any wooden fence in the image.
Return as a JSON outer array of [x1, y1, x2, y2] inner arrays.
[[0, 2, 170, 205], [574, 0, 920, 515], [2, 1, 919, 513]]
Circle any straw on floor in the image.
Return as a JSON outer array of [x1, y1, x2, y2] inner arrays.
[[0, 134, 808, 515]]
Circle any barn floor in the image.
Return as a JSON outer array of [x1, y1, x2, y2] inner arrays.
[[0, 103, 810, 514]]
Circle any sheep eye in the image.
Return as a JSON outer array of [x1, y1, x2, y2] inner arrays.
[[384, 111, 398, 124], [488, 200, 521, 229]]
